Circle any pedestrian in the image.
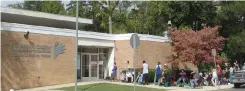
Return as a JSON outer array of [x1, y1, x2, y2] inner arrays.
[[234, 61, 239, 71], [177, 69, 187, 87], [136, 72, 143, 84], [142, 60, 149, 85], [190, 69, 199, 88], [217, 64, 222, 85], [229, 66, 234, 84], [155, 62, 162, 85], [111, 63, 117, 82], [126, 61, 130, 69], [211, 69, 218, 87]]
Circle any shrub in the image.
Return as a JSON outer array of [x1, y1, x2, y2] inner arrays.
[[148, 69, 155, 82]]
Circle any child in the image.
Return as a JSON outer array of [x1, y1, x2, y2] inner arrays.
[[220, 77, 228, 85], [136, 72, 143, 84], [120, 72, 126, 82]]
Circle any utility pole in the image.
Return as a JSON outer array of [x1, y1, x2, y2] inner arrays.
[[74, 1, 79, 91], [107, 0, 112, 34]]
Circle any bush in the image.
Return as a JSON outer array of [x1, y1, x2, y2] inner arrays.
[[134, 68, 156, 82], [148, 69, 156, 82]]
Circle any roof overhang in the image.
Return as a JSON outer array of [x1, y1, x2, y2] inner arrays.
[[1, 8, 93, 29]]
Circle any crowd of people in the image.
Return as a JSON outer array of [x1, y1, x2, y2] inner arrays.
[[110, 60, 243, 89]]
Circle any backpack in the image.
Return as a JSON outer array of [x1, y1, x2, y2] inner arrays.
[[156, 65, 161, 75]]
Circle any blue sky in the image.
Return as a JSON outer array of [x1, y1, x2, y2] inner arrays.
[[1, 0, 71, 8]]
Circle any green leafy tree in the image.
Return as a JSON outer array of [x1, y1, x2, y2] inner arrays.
[[66, 1, 125, 33], [8, 0, 66, 15], [227, 30, 245, 66], [168, 1, 217, 30], [217, 1, 245, 38], [216, 2, 245, 66]]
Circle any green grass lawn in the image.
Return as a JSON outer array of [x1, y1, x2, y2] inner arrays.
[[55, 83, 165, 91]]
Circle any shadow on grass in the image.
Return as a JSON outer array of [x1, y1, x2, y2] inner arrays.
[[80, 83, 102, 91]]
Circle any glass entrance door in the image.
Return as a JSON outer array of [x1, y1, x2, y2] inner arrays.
[[90, 54, 98, 80], [81, 54, 99, 81], [81, 54, 90, 81]]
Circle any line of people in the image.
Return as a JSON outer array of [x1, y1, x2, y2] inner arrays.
[[111, 60, 240, 88]]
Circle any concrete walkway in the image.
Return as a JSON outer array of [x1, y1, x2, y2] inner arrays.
[[15, 81, 233, 91]]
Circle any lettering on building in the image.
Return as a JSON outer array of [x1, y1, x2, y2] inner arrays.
[[10, 42, 65, 59]]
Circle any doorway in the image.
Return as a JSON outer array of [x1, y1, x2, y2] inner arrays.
[[77, 47, 108, 81], [80, 53, 103, 81]]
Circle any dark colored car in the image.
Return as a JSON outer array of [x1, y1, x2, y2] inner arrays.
[[233, 63, 245, 88]]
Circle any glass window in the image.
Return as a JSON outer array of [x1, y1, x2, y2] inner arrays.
[[82, 48, 98, 53], [99, 48, 108, 54], [99, 54, 107, 61], [82, 55, 89, 77], [78, 47, 82, 52]]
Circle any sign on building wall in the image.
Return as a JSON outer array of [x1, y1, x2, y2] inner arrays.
[[10, 42, 65, 59]]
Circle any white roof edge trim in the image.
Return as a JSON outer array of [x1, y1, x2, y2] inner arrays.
[[1, 22, 170, 43], [1, 8, 93, 24]]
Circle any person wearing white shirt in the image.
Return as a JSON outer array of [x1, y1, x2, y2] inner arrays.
[[142, 60, 149, 85], [212, 69, 218, 87], [126, 69, 133, 83]]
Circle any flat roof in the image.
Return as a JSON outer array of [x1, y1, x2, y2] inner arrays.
[[1, 22, 170, 43], [1, 8, 93, 29]]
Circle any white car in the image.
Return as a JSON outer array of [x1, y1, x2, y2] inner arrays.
[[233, 63, 245, 88]]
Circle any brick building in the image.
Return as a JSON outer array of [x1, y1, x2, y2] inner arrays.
[[1, 8, 194, 91]]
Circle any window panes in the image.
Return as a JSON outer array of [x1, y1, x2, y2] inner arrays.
[[82, 48, 98, 53], [99, 54, 107, 61]]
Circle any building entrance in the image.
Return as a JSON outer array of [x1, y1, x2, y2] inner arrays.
[[77, 47, 108, 81]]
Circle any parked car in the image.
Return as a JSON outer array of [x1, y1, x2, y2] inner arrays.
[[233, 63, 245, 88]]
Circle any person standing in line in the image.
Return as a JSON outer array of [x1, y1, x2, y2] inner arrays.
[[211, 68, 218, 87], [234, 61, 239, 71], [142, 60, 149, 85], [190, 69, 200, 88], [155, 62, 162, 85], [229, 66, 234, 84], [177, 69, 187, 87], [111, 63, 117, 82], [127, 61, 130, 69], [217, 64, 222, 86]]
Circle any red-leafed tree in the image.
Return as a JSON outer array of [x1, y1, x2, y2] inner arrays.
[[168, 26, 227, 68]]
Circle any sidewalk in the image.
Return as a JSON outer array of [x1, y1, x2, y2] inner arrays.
[[16, 81, 233, 91]]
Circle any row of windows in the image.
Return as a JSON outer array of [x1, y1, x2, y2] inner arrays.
[[78, 47, 108, 54]]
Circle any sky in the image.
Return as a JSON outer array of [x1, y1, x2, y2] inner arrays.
[[1, 0, 71, 8]]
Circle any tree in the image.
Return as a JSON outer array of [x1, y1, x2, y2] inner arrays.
[[168, 26, 227, 68], [66, 1, 128, 33], [168, 1, 217, 30], [217, 1, 245, 38], [227, 30, 245, 66], [8, 1, 66, 15], [216, 2, 245, 65]]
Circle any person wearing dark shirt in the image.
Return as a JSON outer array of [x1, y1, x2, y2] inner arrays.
[[190, 70, 199, 88], [177, 69, 186, 87]]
